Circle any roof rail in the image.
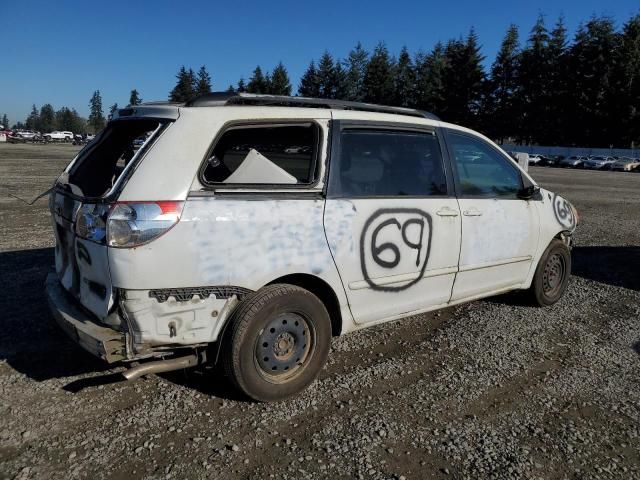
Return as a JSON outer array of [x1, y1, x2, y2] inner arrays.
[[183, 92, 440, 121]]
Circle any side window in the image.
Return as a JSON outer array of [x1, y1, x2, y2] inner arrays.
[[448, 132, 523, 197], [202, 123, 318, 185], [333, 129, 447, 197]]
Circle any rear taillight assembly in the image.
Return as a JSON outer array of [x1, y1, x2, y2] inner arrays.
[[75, 201, 184, 248]]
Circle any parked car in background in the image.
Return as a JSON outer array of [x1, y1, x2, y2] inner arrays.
[[528, 154, 543, 166], [559, 156, 585, 168], [582, 156, 616, 170], [44, 131, 73, 142], [611, 157, 640, 172], [539, 155, 564, 167]]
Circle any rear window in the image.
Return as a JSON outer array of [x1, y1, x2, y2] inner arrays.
[[202, 123, 319, 185], [66, 119, 161, 197]]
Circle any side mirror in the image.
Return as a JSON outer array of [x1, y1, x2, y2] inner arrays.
[[517, 184, 540, 200]]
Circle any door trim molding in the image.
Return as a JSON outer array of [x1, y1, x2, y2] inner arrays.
[[348, 266, 458, 290], [458, 255, 532, 273]]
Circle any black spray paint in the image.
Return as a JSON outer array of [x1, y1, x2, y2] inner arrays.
[[552, 194, 576, 230], [360, 208, 432, 291]]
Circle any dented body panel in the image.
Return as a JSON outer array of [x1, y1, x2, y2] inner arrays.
[[46, 99, 577, 366]]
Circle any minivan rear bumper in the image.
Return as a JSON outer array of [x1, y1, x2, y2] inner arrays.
[[45, 273, 127, 363]]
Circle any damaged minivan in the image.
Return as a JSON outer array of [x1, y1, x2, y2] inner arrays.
[[46, 93, 578, 401]]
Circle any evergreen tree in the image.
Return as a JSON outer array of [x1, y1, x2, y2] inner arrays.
[[333, 62, 349, 100], [545, 16, 570, 145], [1, 114, 8, 128], [88, 90, 106, 133], [298, 61, 321, 97], [394, 46, 416, 107], [487, 25, 521, 142], [343, 42, 368, 102], [270, 62, 292, 95], [39, 104, 56, 132], [317, 51, 338, 98], [567, 16, 621, 146], [26, 104, 39, 130], [618, 15, 640, 147], [110, 103, 119, 114], [414, 43, 447, 114], [237, 78, 247, 93], [169, 66, 196, 102], [518, 15, 551, 144], [363, 42, 395, 104], [227, 84, 236, 93], [440, 30, 486, 128], [195, 66, 212, 96], [129, 89, 142, 105], [247, 66, 268, 94]]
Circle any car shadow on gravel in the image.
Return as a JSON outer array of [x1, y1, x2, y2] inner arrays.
[[571, 246, 640, 291], [0, 247, 112, 382]]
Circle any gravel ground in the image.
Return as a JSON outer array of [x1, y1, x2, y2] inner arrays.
[[0, 143, 639, 479]]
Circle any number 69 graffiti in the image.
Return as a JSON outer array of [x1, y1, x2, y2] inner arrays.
[[360, 209, 433, 291], [552, 194, 576, 230]]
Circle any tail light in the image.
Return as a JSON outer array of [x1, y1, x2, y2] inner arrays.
[[75, 201, 184, 248]]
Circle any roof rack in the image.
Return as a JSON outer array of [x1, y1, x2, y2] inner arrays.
[[183, 92, 440, 121]]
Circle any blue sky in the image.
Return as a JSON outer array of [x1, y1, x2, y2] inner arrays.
[[1, 0, 638, 124]]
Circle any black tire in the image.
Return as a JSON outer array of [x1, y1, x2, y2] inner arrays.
[[528, 239, 571, 307], [221, 284, 331, 402]]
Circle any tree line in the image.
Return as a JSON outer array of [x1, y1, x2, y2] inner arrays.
[[170, 13, 639, 148], [10, 89, 143, 134]]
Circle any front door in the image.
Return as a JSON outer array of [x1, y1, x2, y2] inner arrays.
[[444, 130, 539, 302], [323, 122, 461, 325]]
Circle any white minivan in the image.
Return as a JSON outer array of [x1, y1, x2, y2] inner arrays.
[[46, 93, 578, 401]]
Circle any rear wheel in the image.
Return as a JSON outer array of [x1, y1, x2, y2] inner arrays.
[[528, 239, 571, 306], [222, 284, 331, 402]]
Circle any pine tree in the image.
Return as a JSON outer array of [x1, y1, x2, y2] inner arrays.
[[26, 104, 39, 130], [1, 114, 8, 129], [195, 66, 212, 96], [169, 66, 196, 102], [414, 43, 447, 114], [440, 30, 486, 128], [298, 61, 321, 97], [88, 91, 106, 133], [343, 42, 368, 102], [545, 16, 569, 145], [237, 78, 247, 93], [39, 104, 56, 132], [487, 25, 521, 142], [227, 84, 236, 93], [333, 62, 349, 100], [270, 62, 292, 95], [247, 66, 268, 94], [618, 15, 640, 147], [518, 15, 550, 144], [567, 16, 620, 146], [129, 89, 142, 105], [363, 42, 395, 104], [394, 46, 416, 107], [110, 103, 119, 114], [317, 51, 337, 98]]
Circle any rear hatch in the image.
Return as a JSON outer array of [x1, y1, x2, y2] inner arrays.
[[50, 117, 168, 319]]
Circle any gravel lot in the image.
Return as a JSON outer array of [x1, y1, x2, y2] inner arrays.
[[0, 143, 639, 480]]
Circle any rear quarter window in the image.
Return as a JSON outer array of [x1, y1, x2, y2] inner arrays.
[[202, 123, 319, 186]]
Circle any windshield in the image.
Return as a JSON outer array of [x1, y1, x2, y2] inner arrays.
[[62, 119, 162, 198]]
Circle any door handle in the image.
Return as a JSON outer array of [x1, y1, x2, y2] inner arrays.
[[463, 208, 483, 216], [436, 207, 459, 217]]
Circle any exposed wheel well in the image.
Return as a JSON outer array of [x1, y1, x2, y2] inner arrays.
[[267, 274, 343, 337]]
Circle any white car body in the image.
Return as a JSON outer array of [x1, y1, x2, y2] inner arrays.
[[45, 130, 73, 141], [45, 94, 577, 383], [611, 158, 640, 171]]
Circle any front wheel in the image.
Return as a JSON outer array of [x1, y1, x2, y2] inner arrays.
[[221, 284, 331, 402], [528, 239, 571, 306]]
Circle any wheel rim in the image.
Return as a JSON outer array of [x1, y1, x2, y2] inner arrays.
[[542, 253, 566, 296], [255, 312, 314, 383]]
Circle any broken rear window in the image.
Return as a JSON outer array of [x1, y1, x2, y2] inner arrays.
[[65, 119, 162, 198], [202, 123, 319, 185]]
